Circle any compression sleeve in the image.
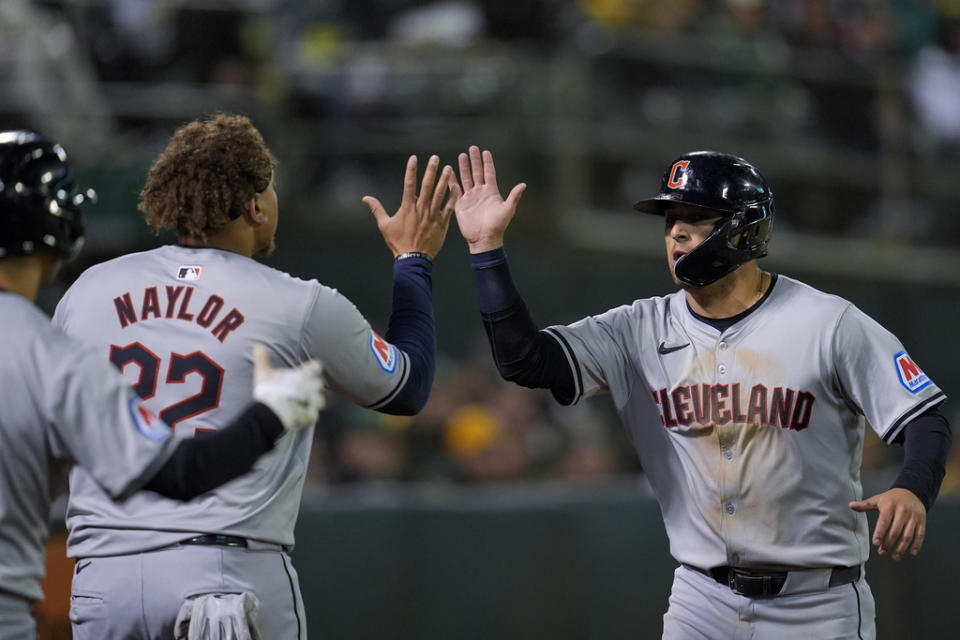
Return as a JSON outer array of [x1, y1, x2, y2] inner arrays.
[[471, 247, 575, 404], [891, 407, 952, 511], [143, 402, 283, 500], [379, 256, 436, 415]]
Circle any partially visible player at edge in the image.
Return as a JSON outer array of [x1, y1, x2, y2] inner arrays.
[[0, 130, 326, 640], [453, 145, 951, 639], [53, 114, 460, 640]]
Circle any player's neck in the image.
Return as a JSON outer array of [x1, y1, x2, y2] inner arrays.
[[179, 227, 256, 258], [683, 264, 768, 319], [0, 254, 57, 302]]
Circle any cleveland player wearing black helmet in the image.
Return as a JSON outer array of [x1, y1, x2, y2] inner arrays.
[[451, 145, 951, 639]]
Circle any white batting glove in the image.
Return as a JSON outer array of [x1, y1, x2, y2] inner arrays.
[[251, 344, 325, 432]]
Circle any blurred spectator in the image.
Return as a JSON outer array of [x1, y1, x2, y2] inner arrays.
[[908, 17, 960, 152], [0, 0, 113, 159]]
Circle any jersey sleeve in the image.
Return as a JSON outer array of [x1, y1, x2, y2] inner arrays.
[[832, 304, 946, 443], [544, 304, 636, 405], [299, 284, 411, 410], [39, 326, 177, 500]]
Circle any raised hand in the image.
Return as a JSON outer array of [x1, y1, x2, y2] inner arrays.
[[362, 155, 461, 259], [455, 145, 526, 254], [849, 487, 927, 561]]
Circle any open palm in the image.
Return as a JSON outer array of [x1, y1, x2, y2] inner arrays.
[[455, 146, 526, 253]]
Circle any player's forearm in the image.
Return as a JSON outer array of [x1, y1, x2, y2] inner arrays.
[[380, 256, 436, 415], [891, 407, 952, 510], [471, 248, 575, 403], [143, 402, 283, 500]]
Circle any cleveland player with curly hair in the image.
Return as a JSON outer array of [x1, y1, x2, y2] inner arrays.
[[53, 114, 460, 639], [139, 114, 277, 243], [0, 129, 326, 639]]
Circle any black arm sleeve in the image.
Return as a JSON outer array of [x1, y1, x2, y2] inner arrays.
[[143, 402, 284, 501], [380, 256, 436, 415], [891, 406, 953, 511], [472, 248, 575, 404]]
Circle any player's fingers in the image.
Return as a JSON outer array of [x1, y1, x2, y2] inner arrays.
[[505, 183, 527, 211], [881, 507, 909, 554], [469, 145, 483, 186], [891, 519, 916, 561], [443, 177, 462, 222], [910, 518, 926, 556], [848, 498, 877, 512], [872, 508, 892, 553], [418, 155, 440, 209], [458, 152, 473, 190], [482, 149, 499, 191], [362, 196, 389, 228], [430, 165, 452, 214], [401, 155, 418, 204]]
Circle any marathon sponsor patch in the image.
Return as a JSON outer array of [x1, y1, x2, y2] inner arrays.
[[177, 265, 202, 281], [894, 351, 931, 393], [370, 330, 398, 373], [127, 396, 171, 442]]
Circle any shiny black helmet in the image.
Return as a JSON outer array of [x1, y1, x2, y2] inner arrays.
[[0, 130, 94, 259], [633, 150, 774, 286]]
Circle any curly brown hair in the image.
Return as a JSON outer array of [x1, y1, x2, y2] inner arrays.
[[139, 114, 276, 241]]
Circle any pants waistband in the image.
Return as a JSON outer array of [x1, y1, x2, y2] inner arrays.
[[683, 563, 861, 598], [178, 535, 288, 552], [181, 534, 248, 548]]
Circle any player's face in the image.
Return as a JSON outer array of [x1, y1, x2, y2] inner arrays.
[[664, 205, 723, 284], [253, 173, 278, 257]]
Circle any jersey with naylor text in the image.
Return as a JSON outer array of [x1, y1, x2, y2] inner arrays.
[[0, 293, 176, 600], [545, 275, 945, 570], [53, 245, 410, 557]]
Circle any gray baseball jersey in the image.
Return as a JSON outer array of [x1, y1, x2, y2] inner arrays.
[[0, 292, 176, 601], [53, 245, 410, 557], [546, 275, 945, 570]]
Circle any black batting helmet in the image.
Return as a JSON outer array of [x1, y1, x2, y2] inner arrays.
[[633, 150, 774, 287], [0, 130, 94, 260]]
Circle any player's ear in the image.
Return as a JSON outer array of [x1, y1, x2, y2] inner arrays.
[[244, 195, 268, 225]]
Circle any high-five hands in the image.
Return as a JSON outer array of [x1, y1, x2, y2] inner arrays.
[[363, 155, 461, 259], [454, 145, 526, 254]]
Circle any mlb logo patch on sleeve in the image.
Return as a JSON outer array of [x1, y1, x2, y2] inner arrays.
[[177, 266, 202, 281], [370, 331, 398, 373], [894, 351, 931, 393], [128, 396, 172, 442]]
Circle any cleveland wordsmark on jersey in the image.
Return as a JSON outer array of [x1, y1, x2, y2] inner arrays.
[[0, 293, 176, 600], [545, 275, 945, 570], [53, 245, 409, 557]]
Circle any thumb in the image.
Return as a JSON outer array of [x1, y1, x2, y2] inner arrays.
[[849, 498, 877, 513], [252, 343, 272, 384], [362, 196, 389, 227], [505, 183, 527, 210]]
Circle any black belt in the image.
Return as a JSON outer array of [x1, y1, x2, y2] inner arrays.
[[685, 564, 861, 598], [180, 534, 248, 548]]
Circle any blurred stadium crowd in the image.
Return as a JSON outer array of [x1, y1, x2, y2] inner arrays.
[[3, 0, 960, 492]]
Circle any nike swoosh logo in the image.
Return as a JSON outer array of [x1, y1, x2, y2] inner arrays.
[[76, 560, 91, 575], [658, 341, 690, 355]]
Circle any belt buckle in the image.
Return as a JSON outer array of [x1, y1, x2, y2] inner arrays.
[[730, 567, 786, 598]]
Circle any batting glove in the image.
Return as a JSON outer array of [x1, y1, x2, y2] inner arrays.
[[252, 343, 325, 432]]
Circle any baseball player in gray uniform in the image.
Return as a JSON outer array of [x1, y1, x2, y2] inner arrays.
[[0, 131, 325, 640], [53, 114, 459, 639], [452, 146, 952, 639]]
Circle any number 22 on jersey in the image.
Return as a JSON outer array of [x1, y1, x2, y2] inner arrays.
[[110, 342, 223, 435]]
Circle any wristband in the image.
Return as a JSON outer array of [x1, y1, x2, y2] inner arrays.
[[395, 251, 432, 262]]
